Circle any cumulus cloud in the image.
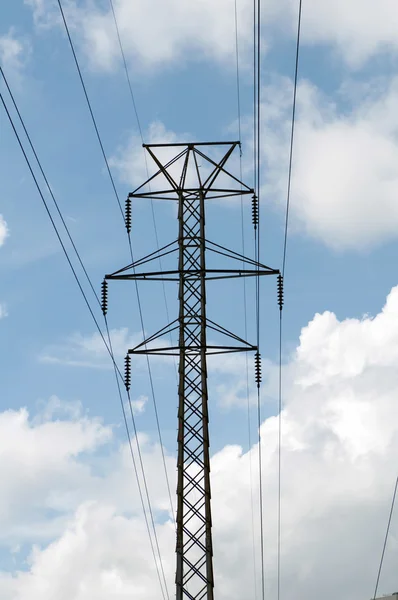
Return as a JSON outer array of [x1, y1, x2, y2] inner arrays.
[[0, 502, 175, 600], [57, 0, 253, 72], [39, 325, 179, 373], [260, 76, 398, 250], [39, 327, 140, 369], [0, 215, 9, 247], [207, 352, 276, 410], [24, 0, 61, 29], [0, 397, 112, 547], [0, 396, 174, 540], [109, 121, 185, 189], [1, 288, 398, 597], [111, 74, 398, 252], [0, 396, 176, 599], [283, 0, 398, 69], [0, 30, 29, 76], [130, 395, 148, 415], [0, 217, 9, 320], [26, 0, 398, 71], [110, 121, 247, 207]]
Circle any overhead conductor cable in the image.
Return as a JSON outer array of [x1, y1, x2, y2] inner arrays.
[[278, 2, 303, 599], [0, 83, 168, 600], [252, 0, 266, 597], [56, 3, 175, 546], [234, 1, 259, 596]]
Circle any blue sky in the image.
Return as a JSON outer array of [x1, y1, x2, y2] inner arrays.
[[1, 1, 398, 599]]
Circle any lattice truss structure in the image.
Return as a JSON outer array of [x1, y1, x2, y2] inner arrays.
[[105, 142, 278, 599]]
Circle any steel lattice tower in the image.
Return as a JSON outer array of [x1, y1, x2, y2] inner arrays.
[[104, 142, 278, 599]]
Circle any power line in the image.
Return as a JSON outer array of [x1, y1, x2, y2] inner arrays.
[[281, 0, 302, 279], [372, 475, 398, 600], [56, 0, 124, 220], [2, 61, 125, 380], [277, 309, 283, 600], [124, 384, 169, 597], [0, 87, 168, 599], [56, 0, 175, 533], [277, 2, 303, 599], [130, 256, 176, 543], [108, 0, 143, 142], [0, 66, 101, 312], [108, 0, 178, 371], [0, 89, 113, 370], [234, 0, 242, 147], [105, 316, 169, 600], [234, 2, 258, 597], [253, 0, 265, 596], [107, 0, 178, 523]]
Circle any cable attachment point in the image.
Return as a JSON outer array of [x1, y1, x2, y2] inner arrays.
[[254, 351, 262, 388], [277, 273, 284, 311], [124, 354, 131, 392], [101, 279, 108, 316], [125, 196, 132, 234], [252, 194, 259, 229]]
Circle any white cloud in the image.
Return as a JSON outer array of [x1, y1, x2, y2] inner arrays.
[[25, 0, 254, 73], [39, 327, 140, 369], [110, 121, 184, 189], [0, 502, 175, 600], [0, 397, 112, 546], [0, 215, 9, 247], [208, 352, 272, 410], [260, 76, 398, 250], [0, 30, 29, 76], [25, 0, 398, 72], [0, 217, 9, 321], [110, 120, 246, 206], [280, 0, 398, 69], [1, 288, 398, 597], [24, 0, 61, 29], [68, 0, 253, 72], [39, 325, 177, 372], [35, 395, 84, 422], [130, 395, 148, 415], [112, 76, 398, 252]]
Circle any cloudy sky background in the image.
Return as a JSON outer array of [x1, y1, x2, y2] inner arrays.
[[1, 0, 398, 598]]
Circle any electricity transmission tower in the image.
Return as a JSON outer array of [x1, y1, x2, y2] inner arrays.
[[104, 142, 278, 599]]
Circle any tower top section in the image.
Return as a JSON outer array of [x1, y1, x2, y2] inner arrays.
[[129, 141, 253, 202]]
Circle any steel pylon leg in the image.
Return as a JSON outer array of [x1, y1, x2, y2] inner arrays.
[[176, 184, 214, 600]]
